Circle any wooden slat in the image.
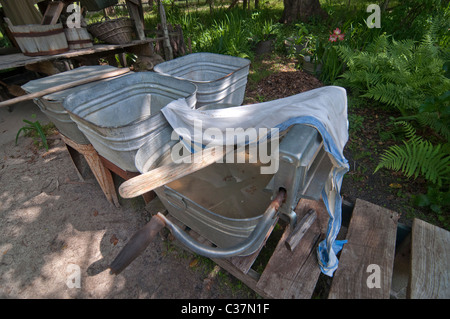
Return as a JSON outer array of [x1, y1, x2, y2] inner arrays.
[[227, 216, 279, 274], [255, 199, 328, 299], [328, 199, 399, 299], [41, 1, 65, 25], [408, 218, 450, 299]]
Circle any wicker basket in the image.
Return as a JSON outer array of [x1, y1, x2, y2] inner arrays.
[[87, 18, 133, 44]]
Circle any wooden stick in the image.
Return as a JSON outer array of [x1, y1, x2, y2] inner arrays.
[[119, 146, 232, 199], [0, 67, 131, 108], [109, 214, 166, 275], [285, 209, 317, 251]]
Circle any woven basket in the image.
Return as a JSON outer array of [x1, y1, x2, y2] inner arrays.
[[87, 18, 133, 44]]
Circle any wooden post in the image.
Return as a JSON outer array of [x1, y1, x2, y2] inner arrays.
[[126, 0, 146, 40], [60, 134, 120, 208], [158, 1, 173, 60]]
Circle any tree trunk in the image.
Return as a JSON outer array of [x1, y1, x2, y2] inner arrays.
[[280, 0, 327, 24]]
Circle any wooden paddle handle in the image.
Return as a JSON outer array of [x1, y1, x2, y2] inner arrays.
[[119, 147, 229, 199], [0, 67, 131, 108], [109, 214, 166, 275]]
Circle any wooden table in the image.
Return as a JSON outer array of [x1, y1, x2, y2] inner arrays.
[[60, 133, 155, 209], [0, 39, 158, 72]]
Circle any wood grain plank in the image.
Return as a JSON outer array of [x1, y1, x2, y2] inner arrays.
[[328, 199, 399, 299], [409, 218, 450, 299]]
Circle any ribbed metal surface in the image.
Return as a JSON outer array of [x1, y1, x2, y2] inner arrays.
[[22, 65, 120, 144], [154, 52, 250, 107], [64, 72, 197, 172]]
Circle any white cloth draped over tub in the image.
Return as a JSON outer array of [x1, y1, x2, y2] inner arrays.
[[161, 86, 350, 276]]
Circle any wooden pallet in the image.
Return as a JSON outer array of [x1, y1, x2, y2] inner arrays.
[[160, 197, 401, 299]]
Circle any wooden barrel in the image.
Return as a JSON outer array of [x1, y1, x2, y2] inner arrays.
[[64, 28, 93, 50], [9, 23, 68, 56]]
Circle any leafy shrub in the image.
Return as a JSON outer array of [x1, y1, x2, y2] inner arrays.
[[335, 34, 450, 116], [375, 121, 450, 187]]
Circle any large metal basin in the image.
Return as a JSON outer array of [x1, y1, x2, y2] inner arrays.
[[136, 138, 275, 253], [134, 103, 274, 254], [63, 72, 197, 172], [153, 52, 250, 107], [22, 65, 121, 144]]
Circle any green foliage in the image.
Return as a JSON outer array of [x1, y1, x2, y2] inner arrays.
[[15, 114, 49, 151], [413, 186, 450, 227], [398, 92, 450, 142], [166, 5, 284, 59], [375, 121, 450, 187], [336, 34, 450, 116]]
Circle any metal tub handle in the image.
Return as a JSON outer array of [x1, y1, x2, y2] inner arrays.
[[157, 188, 286, 258], [109, 189, 286, 274]]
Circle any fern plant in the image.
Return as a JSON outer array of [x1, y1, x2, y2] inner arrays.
[[374, 121, 450, 186], [335, 34, 450, 116]]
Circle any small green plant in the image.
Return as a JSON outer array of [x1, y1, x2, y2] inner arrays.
[[375, 121, 450, 186], [318, 28, 346, 84], [413, 186, 450, 220], [15, 114, 49, 151]]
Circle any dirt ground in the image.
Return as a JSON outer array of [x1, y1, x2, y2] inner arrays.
[[0, 101, 257, 299]]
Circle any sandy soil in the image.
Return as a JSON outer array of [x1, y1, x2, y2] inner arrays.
[[0, 101, 256, 299]]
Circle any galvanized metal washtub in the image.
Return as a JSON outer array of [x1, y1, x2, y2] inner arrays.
[[134, 104, 276, 256], [153, 52, 250, 107], [63, 72, 197, 172], [22, 65, 122, 145]]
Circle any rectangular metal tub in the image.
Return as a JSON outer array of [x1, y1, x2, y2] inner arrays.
[[153, 52, 250, 107], [63, 72, 197, 172], [156, 160, 275, 253], [135, 120, 333, 256], [22, 65, 120, 145]]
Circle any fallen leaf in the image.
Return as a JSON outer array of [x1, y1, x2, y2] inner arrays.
[[110, 234, 119, 246], [189, 258, 199, 268]]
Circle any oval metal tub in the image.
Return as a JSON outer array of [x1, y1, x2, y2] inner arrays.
[[153, 52, 250, 107], [22, 65, 122, 145], [63, 72, 197, 172]]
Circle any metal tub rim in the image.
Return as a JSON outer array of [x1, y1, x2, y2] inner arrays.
[[153, 52, 250, 84]]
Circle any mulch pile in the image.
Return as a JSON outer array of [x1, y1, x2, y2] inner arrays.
[[246, 69, 323, 103]]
